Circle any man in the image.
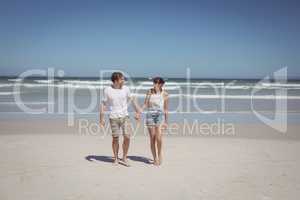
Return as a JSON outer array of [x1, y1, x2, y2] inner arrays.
[[99, 72, 140, 166]]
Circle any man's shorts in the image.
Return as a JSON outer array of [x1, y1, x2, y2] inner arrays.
[[109, 116, 132, 137]]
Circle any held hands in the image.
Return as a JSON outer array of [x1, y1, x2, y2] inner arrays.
[[134, 111, 141, 121], [99, 119, 105, 128]]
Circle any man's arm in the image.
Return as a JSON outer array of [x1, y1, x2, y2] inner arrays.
[[99, 102, 106, 127], [99, 88, 108, 127], [131, 97, 142, 113], [129, 96, 142, 121], [126, 86, 142, 114]]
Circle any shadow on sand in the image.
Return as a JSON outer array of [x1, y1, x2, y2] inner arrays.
[[85, 155, 153, 165]]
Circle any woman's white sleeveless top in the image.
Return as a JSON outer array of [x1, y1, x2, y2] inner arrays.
[[149, 91, 164, 111]]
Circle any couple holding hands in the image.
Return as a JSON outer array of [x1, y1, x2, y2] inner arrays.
[[99, 72, 169, 166]]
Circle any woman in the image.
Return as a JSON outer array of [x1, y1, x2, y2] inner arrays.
[[143, 77, 168, 166]]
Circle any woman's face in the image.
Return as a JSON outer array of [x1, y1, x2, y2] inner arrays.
[[153, 82, 163, 91]]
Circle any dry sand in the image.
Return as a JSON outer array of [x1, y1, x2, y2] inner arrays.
[[0, 119, 300, 200]]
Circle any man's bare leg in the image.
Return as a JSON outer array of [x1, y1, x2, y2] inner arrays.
[[112, 136, 119, 165], [122, 135, 130, 166]]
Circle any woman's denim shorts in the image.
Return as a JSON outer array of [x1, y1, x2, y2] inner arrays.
[[146, 108, 163, 127]]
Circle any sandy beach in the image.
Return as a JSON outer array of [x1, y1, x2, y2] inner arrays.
[[1, 119, 300, 200], [1, 0, 300, 199]]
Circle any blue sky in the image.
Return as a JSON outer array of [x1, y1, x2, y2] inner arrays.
[[0, 0, 299, 78]]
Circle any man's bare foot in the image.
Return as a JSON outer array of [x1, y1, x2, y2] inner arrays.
[[148, 158, 154, 164], [121, 158, 130, 167]]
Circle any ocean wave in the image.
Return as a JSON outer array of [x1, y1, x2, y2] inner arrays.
[[34, 80, 54, 84], [8, 78, 23, 82], [18, 83, 50, 88], [0, 91, 21, 95], [181, 94, 300, 99], [261, 83, 300, 88], [131, 93, 300, 99], [63, 80, 112, 84], [191, 85, 300, 90], [0, 83, 14, 88], [56, 84, 105, 89], [0, 102, 54, 105], [131, 85, 180, 90], [138, 81, 225, 86], [7, 83, 179, 90], [190, 85, 250, 89], [2, 81, 300, 91]]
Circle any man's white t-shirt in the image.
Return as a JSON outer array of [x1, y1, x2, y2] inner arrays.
[[102, 85, 132, 119]]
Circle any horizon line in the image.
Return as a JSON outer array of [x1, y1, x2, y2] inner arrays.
[[1, 75, 300, 81]]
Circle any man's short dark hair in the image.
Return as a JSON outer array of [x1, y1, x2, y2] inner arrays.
[[111, 72, 124, 83]]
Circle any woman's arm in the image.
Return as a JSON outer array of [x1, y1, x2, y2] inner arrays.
[[163, 91, 169, 124], [141, 89, 151, 112]]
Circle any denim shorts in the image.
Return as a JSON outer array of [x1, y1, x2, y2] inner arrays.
[[146, 108, 163, 127]]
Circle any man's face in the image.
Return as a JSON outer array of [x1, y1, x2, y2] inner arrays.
[[116, 76, 125, 87]]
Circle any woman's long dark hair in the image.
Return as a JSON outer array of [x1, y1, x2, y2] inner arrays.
[[151, 77, 165, 94]]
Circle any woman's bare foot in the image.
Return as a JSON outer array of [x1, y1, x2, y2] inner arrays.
[[113, 158, 119, 166], [154, 158, 159, 166], [158, 155, 163, 165]]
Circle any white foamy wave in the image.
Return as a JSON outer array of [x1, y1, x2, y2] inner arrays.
[[11, 83, 105, 89], [182, 94, 300, 99], [261, 83, 300, 88], [191, 84, 300, 90], [132, 93, 300, 99], [223, 85, 250, 89], [138, 81, 155, 85], [196, 82, 224, 86], [138, 81, 224, 87], [54, 84, 180, 90], [0, 83, 14, 88], [34, 80, 54, 84], [0, 91, 21, 95], [138, 81, 185, 86], [55, 84, 105, 89], [131, 85, 180, 90], [0, 102, 54, 105], [15, 83, 179, 90], [18, 83, 50, 88], [63, 80, 112, 85], [191, 85, 250, 89]]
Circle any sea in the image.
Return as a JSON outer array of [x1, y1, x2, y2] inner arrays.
[[0, 77, 300, 124]]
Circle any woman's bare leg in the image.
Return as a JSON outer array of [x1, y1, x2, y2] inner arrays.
[[155, 126, 163, 165], [148, 126, 158, 165]]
